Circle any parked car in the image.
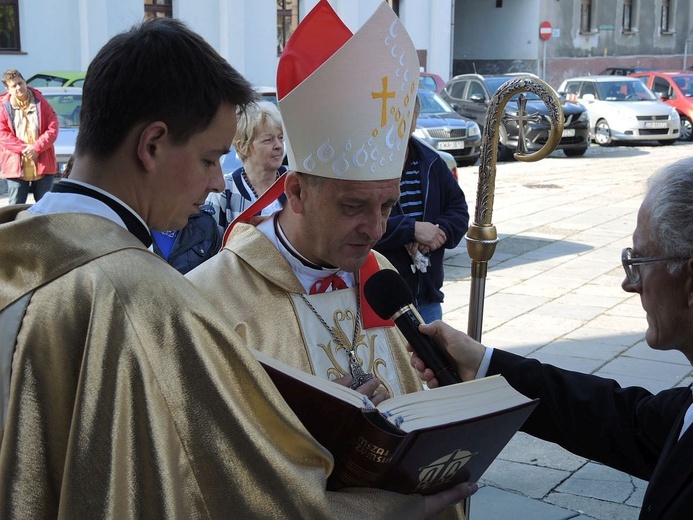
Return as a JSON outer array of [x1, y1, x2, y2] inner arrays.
[[441, 73, 590, 160], [631, 71, 693, 141], [557, 76, 680, 146], [254, 85, 277, 105], [27, 71, 85, 88], [37, 86, 81, 174], [599, 67, 653, 76], [418, 138, 460, 180], [413, 87, 481, 167], [419, 72, 446, 94]]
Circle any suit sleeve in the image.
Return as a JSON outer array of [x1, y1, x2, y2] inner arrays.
[[489, 349, 688, 480], [376, 212, 417, 252]]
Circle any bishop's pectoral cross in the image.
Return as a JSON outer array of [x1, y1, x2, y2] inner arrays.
[[503, 94, 544, 155]]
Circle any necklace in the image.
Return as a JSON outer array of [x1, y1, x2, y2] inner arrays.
[[242, 168, 280, 199], [298, 293, 374, 390]]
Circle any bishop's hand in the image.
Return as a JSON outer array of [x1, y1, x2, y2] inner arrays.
[[333, 374, 390, 406]]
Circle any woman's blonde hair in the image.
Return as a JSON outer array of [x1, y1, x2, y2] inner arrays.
[[234, 101, 283, 162]]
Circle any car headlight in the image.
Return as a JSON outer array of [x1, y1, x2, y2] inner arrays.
[[412, 128, 427, 139], [576, 111, 589, 123], [670, 108, 680, 121], [468, 122, 481, 137]]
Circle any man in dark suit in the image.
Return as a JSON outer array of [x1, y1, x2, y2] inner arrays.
[[410, 156, 693, 520]]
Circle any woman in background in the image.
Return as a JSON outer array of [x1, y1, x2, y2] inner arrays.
[[207, 101, 286, 229]]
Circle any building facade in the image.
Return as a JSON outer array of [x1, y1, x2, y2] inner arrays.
[[0, 0, 452, 90], [0, 1, 691, 92], [453, 0, 693, 87]]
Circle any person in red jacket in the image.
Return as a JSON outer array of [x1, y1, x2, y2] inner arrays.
[[0, 69, 59, 204]]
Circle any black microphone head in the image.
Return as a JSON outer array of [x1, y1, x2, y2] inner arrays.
[[363, 269, 414, 319]]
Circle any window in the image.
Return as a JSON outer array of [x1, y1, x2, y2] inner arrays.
[[622, 0, 633, 32], [448, 80, 466, 101], [466, 81, 486, 101], [564, 82, 581, 96], [145, 0, 172, 20], [581, 82, 597, 98], [580, 0, 593, 33], [661, 0, 673, 33], [277, 0, 299, 56], [0, 0, 20, 51], [653, 77, 673, 99]]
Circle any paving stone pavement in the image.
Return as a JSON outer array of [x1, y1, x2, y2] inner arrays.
[[2, 141, 692, 519], [444, 140, 693, 519]]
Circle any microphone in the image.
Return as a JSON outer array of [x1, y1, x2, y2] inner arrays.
[[364, 269, 461, 386]]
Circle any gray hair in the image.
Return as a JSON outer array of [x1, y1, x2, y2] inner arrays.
[[234, 101, 283, 162], [645, 157, 693, 272]]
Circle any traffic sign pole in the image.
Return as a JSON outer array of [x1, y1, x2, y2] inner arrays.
[[539, 21, 552, 81]]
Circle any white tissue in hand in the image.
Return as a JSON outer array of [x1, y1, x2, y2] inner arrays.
[[412, 251, 430, 273]]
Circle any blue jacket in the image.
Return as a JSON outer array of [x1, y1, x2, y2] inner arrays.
[[152, 205, 223, 275], [374, 137, 469, 306]]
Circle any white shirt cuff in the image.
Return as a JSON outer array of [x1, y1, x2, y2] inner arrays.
[[475, 347, 494, 379]]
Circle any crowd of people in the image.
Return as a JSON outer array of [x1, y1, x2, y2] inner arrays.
[[1, 0, 691, 519]]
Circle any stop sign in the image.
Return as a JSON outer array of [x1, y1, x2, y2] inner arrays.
[[539, 21, 552, 41]]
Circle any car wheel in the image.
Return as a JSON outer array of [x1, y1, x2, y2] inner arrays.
[[563, 147, 588, 157], [594, 119, 613, 146], [679, 116, 693, 141], [497, 143, 515, 162], [496, 125, 515, 162], [658, 139, 676, 146]]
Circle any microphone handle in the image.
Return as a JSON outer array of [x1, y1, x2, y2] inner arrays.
[[393, 307, 461, 386]]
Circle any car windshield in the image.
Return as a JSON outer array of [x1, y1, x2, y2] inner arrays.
[[43, 93, 82, 128], [28, 75, 69, 87], [673, 75, 693, 97], [596, 80, 656, 101], [484, 77, 543, 101], [418, 89, 455, 114]]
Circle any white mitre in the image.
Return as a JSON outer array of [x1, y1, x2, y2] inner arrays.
[[277, 0, 420, 181]]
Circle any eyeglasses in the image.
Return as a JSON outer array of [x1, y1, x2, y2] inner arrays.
[[621, 247, 689, 284]]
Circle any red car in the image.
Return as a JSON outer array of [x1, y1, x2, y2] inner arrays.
[[631, 71, 693, 141], [419, 72, 445, 94]]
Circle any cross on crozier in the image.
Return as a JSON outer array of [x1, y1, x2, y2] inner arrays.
[[503, 94, 544, 155]]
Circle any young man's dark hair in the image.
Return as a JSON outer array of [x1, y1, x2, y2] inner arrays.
[[76, 18, 255, 159]]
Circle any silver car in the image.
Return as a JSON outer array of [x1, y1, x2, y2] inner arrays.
[[37, 86, 81, 174], [557, 76, 680, 146]]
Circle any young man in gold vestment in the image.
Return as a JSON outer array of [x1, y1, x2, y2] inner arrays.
[[0, 17, 472, 520]]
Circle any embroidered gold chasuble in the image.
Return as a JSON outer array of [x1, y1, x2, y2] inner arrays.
[[188, 223, 424, 397], [188, 223, 465, 520], [0, 206, 424, 519]]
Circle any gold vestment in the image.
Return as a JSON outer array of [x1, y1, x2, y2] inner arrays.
[[188, 222, 465, 520], [0, 206, 423, 519]]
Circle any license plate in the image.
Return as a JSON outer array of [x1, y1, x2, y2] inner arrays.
[[438, 140, 464, 150], [643, 121, 667, 129], [561, 129, 576, 137]]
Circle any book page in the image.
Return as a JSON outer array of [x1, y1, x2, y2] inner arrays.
[[378, 375, 532, 432]]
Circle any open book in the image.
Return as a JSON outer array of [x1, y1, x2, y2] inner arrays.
[[253, 348, 539, 495]]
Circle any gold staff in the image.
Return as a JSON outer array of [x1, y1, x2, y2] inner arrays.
[[466, 76, 565, 341]]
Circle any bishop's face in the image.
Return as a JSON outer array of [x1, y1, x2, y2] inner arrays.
[[292, 174, 400, 273]]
